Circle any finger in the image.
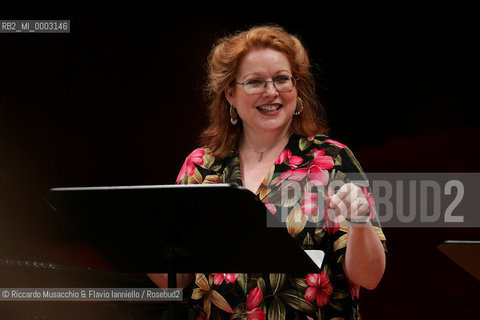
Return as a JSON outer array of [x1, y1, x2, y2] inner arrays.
[[324, 195, 331, 207], [330, 185, 369, 219], [330, 183, 357, 209], [338, 183, 366, 207], [331, 183, 355, 201], [350, 197, 370, 218], [330, 196, 349, 216], [329, 182, 358, 207]]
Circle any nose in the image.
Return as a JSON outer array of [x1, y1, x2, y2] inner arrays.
[[263, 80, 279, 98]]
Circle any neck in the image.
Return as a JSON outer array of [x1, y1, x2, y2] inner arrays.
[[239, 126, 291, 162]]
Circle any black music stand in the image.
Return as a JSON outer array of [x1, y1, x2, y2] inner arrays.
[[437, 240, 480, 281], [45, 184, 322, 319]]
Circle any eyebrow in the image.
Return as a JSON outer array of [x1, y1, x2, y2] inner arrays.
[[240, 70, 291, 80]]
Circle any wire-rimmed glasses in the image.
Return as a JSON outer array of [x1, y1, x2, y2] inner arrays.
[[235, 76, 297, 94]]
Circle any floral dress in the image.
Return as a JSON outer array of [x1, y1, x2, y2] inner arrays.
[[176, 134, 387, 320]]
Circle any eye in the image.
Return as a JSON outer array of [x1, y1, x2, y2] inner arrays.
[[245, 79, 265, 87], [275, 76, 291, 84]]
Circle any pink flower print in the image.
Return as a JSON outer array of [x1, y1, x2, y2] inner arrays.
[[275, 149, 292, 165], [323, 186, 340, 234], [246, 287, 266, 320], [325, 139, 347, 149], [213, 273, 237, 285], [265, 198, 277, 215], [361, 186, 376, 220], [308, 149, 334, 185], [347, 278, 360, 301], [176, 148, 205, 183], [195, 310, 206, 320], [288, 155, 303, 167], [301, 192, 318, 216], [275, 149, 303, 167], [278, 149, 333, 187], [305, 271, 333, 307], [278, 168, 308, 183]]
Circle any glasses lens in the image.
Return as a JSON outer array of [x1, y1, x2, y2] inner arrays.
[[274, 76, 294, 92], [244, 79, 265, 94], [242, 77, 295, 94]]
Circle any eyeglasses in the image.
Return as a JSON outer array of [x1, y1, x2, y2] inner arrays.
[[235, 76, 297, 94]]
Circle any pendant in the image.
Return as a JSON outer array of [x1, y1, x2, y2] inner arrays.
[[258, 151, 263, 162]]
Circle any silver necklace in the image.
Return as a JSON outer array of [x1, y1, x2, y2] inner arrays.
[[248, 133, 290, 162]]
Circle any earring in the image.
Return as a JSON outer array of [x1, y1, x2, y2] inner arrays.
[[230, 105, 238, 125], [294, 97, 304, 115]]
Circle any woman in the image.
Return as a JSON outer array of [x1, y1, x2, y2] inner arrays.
[[150, 24, 386, 319]]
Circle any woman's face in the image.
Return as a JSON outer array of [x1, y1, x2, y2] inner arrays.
[[225, 48, 297, 135]]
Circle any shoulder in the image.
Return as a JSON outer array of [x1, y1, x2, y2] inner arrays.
[[308, 134, 348, 150], [290, 134, 350, 155], [306, 135, 366, 175], [183, 146, 215, 165], [181, 146, 220, 172], [176, 146, 223, 184], [290, 134, 362, 170]]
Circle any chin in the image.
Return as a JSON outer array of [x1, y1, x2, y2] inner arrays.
[[258, 119, 292, 132]]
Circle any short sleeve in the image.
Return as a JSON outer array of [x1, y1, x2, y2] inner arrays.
[[176, 148, 204, 184], [176, 147, 223, 185]]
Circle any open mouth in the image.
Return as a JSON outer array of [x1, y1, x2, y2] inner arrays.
[[256, 104, 283, 113]]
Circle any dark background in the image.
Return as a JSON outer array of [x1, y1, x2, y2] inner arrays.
[[1, 6, 479, 319]]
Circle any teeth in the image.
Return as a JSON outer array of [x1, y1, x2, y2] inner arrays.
[[257, 105, 281, 112]]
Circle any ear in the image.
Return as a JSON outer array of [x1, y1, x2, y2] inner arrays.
[[224, 85, 235, 106]]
